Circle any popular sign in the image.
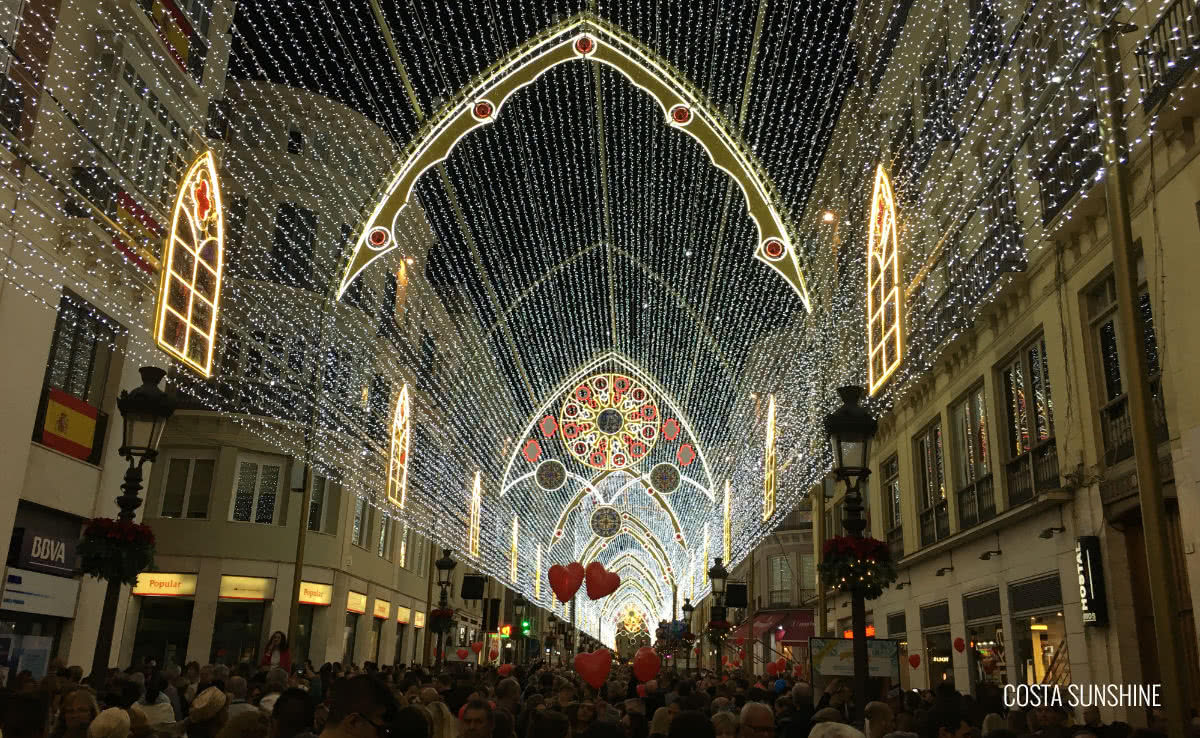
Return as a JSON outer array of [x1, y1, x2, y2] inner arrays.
[[1076, 536, 1108, 626]]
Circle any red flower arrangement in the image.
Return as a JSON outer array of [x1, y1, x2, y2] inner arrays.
[[705, 619, 733, 644], [77, 517, 156, 585], [429, 607, 456, 633], [818, 535, 897, 600]]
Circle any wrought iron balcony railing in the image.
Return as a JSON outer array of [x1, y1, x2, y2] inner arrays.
[[918, 499, 950, 547], [956, 473, 996, 530], [1004, 437, 1060, 507], [886, 526, 904, 562], [1036, 106, 1102, 225], [1100, 378, 1169, 466], [1137, 0, 1200, 111]]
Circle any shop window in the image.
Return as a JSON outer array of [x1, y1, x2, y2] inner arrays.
[[343, 612, 359, 663], [210, 601, 265, 665], [950, 384, 995, 529], [159, 453, 216, 519], [914, 422, 948, 546], [1000, 333, 1058, 504], [1085, 252, 1167, 467], [1012, 611, 1069, 685], [230, 455, 282, 524], [287, 126, 304, 155], [768, 555, 792, 607], [131, 597, 193, 668], [307, 475, 329, 532], [351, 496, 368, 546]]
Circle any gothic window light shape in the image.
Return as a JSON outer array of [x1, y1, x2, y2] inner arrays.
[[387, 385, 411, 508], [764, 394, 777, 521], [867, 164, 903, 395], [155, 151, 224, 376]]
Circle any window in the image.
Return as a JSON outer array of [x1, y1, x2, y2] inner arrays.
[[768, 554, 792, 606], [881, 454, 902, 531], [951, 385, 995, 528], [159, 454, 215, 519], [273, 204, 317, 290], [1000, 334, 1058, 504], [308, 475, 328, 532], [44, 292, 118, 405], [352, 496, 368, 546], [230, 455, 282, 524], [368, 374, 390, 443], [377, 515, 393, 559], [224, 196, 248, 275], [914, 422, 948, 545]]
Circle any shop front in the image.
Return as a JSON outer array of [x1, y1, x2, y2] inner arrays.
[[211, 576, 275, 665], [131, 573, 197, 667], [919, 601, 954, 686], [1008, 574, 1068, 684], [344, 591, 366, 663], [1, 502, 84, 675], [885, 611, 910, 691], [296, 582, 332, 665], [963, 588, 1006, 690], [369, 599, 389, 664], [395, 607, 411, 665]]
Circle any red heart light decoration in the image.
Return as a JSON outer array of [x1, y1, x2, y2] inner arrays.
[[585, 561, 621, 600], [574, 648, 613, 689], [470, 641, 483, 655], [953, 637, 966, 653], [633, 647, 661, 682], [498, 664, 514, 677], [548, 563, 585, 602], [456, 648, 469, 660], [909, 654, 921, 669]]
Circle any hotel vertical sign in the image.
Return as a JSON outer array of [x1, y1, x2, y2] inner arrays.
[[1076, 536, 1108, 626]]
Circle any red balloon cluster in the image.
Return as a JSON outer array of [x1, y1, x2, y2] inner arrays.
[[498, 664, 514, 677], [470, 641, 483, 655], [456, 648, 469, 660]]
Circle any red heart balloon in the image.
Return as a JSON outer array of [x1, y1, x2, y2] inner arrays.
[[736, 637, 745, 646], [548, 563, 584, 602], [633, 647, 660, 682], [470, 641, 484, 655], [636, 684, 647, 697], [498, 664, 514, 677], [574, 648, 613, 689], [489, 648, 499, 660], [909, 654, 921, 669], [585, 561, 621, 600], [766, 662, 780, 675], [722, 655, 730, 664], [777, 657, 787, 668], [456, 648, 469, 660], [953, 637, 966, 653], [695, 647, 701, 655], [739, 648, 746, 658]]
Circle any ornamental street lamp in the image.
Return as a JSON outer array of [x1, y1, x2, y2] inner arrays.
[[513, 594, 527, 663], [435, 548, 457, 667], [681, 597, 695, 672], [708, 557, 729, 677], [90, 367, 175, 688], [823, 386, 878, 727]]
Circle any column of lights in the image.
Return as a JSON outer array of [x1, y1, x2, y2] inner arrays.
[[764, 393, 777, 520], [0, 0, 1149, 645], [469, 472, 482, 558], [510, 514, 519, 581], [866, 165, 902, 395]]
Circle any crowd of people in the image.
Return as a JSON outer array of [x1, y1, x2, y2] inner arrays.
[[0, 650, 1185, 738]]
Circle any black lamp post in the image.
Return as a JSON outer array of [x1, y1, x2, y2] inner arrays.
[[823, 386, 878, 727], [681, 597, 694, 673], [435, 548, 456, 668], [513, 593, 527, 664], [708, 556, 729, 677], [89, 367, 174, 689]]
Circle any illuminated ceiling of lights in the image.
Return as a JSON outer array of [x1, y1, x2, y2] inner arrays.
[[0, 0, 1123, 640]]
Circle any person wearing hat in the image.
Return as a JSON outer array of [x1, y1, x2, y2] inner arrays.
[[186, 687, 229, 738]]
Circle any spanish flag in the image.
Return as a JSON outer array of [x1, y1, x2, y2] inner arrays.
[[41, 389, 98, 461]]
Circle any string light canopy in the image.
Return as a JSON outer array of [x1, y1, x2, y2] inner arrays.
[[1, 0, 1143, 643]]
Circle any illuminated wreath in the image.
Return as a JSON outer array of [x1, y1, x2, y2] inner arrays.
[[590, 506, 621, 538], [649, 462, 681, 494], [559, 373, 659, 471]]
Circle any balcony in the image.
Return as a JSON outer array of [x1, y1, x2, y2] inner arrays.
[[886, 526, 904, 562], [919, 499, 950, 547], [1100, 380, 1170, 467], [769, 589, 791, 608], [1036, 106, 1102, 225], [1136, 0, 1200, 111], [1005, 437, 1060, 507], [956, 473, 996, 530]]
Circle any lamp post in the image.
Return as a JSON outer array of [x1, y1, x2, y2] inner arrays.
[[435, 548, 456, 668], [89, 367, 175, 689], [823, 386, 878, 727], [681, 597, 694, 673], [708, 556, 729, 678], [513, 593, 527, 664]]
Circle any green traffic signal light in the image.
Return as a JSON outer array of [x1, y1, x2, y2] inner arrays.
[[521, 618, 531, 635]]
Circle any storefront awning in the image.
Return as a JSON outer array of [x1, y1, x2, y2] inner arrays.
[[728, 613, 784, 643], [777, 610, 815, 645]]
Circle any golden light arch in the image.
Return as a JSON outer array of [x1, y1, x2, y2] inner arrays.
[[339, 14, 811, 309]]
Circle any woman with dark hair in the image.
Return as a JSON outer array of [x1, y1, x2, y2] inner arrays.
[[261, 632, 291, 670]]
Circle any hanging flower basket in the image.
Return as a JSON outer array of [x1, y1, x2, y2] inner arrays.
[[818, 535, 897, 600], [77, 518, 155, 585], [705, 619, 733, 644], [429, 608, 456, 633]]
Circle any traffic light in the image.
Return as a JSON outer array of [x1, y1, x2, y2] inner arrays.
[[521, 618, 531, 636]]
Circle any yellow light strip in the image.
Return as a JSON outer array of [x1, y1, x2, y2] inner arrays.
[[534, 544, 542, 599], [764, 394, 777, 521], [510, 515, 519, 581], [387, 384, 411, 508], [867, 164, 903, 395], [723, 480, 732, 562], [398, 523, 408, 568], [154, 151, 223, 376], [339, 15, 810, 309], [469, 472, 482, 557]]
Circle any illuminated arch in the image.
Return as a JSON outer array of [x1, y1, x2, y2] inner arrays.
[[601, 552, 666, 602], [387, 384, 411, 508], [339, 14, 811, 309], [156, 151, 223, 376], [544, 472, 686, 549], [868, 164, 902, 395]]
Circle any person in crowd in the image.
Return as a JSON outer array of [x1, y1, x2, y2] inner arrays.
[[262, 634, 291, 671], [922, 705, 972, 738], [528, 710, 571, 738], [52, 688, 100, 738], [423, 701, 454, 738], [225, 678, 257, 719], [1080, 708, 1105, 734], [270, 689, 315, 738], [491, 707, 517, 738], [866, 702, 895, 738], [665, 710, 713, 738], [136, 673, 174, 726], [816, 682, 852, 724], [3, 689, 54, 738], [391, 705, 431, 738], [187, 686, 230, 738], [87, 708, 130, 738], [810, 724, 867, 738], [316, 675, 395, 738], [494, 678, 521, 719], [420, 688, 442, 706], [259, 670, 289, 716], [460, 699, 492, 738], [215, 711, 270, 738], [739, 703, 775, 738], [710, 711, 736, 738], [620, 710, 648, 738], [649, 706, 673, 738], [813, 708, 846, 725]]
